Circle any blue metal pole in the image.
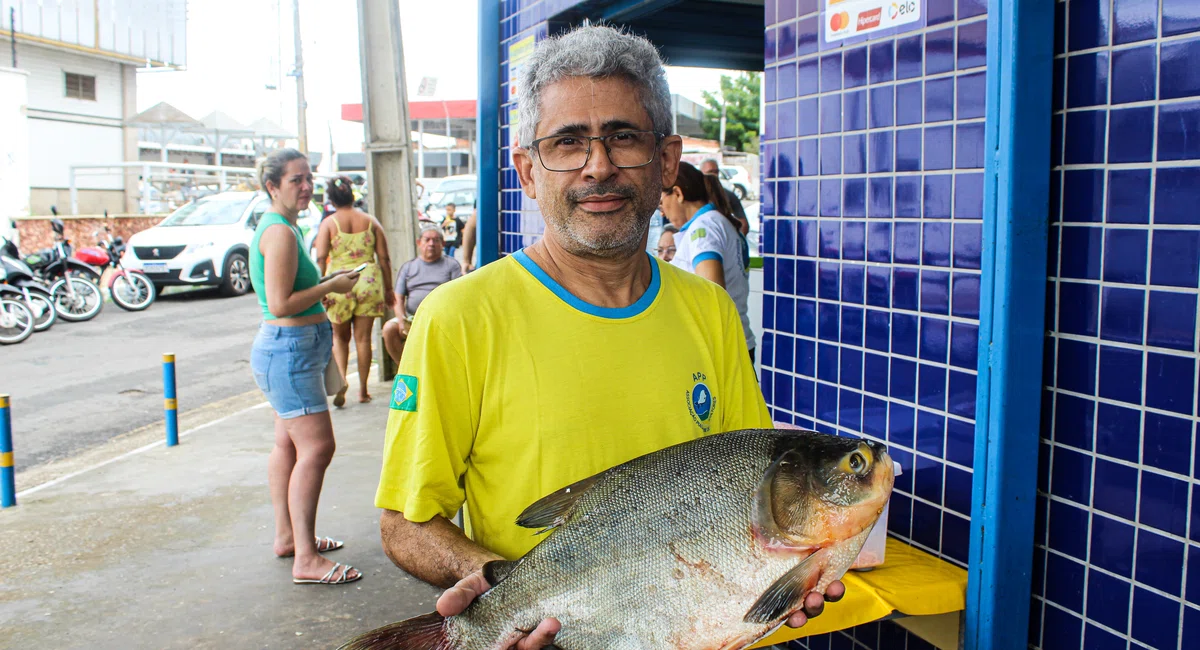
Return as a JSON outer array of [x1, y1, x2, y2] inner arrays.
[[163, 353, 179, 447], [964, 1, 1053, 649], [0, 394, 15, 508], [476, 0, 500, 267]]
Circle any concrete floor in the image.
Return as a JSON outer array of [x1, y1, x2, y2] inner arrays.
[[0, 377, 440, 649]]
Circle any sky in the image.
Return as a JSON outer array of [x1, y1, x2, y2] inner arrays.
[[137, 0, 743, 163]]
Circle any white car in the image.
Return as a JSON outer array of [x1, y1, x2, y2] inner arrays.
[[420, 174, 476, 215], [123, 192, 318, 297], [718, 165, 757, 201]]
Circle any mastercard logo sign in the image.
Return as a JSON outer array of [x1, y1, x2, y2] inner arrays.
[[829, 10, 851, 31]]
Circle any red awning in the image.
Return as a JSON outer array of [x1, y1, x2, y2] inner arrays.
[[341, 100, 477, 123]]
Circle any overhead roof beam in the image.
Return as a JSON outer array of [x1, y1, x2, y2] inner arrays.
[[599, 0, 685, 22]]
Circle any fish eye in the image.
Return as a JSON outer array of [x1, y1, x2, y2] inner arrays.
[[846, 452, 868, 475]]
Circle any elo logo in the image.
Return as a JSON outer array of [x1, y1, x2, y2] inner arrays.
[[890, 0, 917, 19]]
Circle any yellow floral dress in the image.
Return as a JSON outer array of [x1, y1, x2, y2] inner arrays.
[[322, 217, 385, 323]]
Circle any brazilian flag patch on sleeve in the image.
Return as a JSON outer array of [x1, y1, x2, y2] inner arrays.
[[390, 375, 419, 411]]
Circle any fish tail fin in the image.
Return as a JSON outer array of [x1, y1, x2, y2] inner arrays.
[[338, 612, 450, 650]]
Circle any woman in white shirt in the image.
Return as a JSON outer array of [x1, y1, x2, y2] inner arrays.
[[660, 161, 755, 358]]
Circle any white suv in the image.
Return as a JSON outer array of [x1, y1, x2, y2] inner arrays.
[[719, 165, 757, 201], [123, 192, 318, 297]]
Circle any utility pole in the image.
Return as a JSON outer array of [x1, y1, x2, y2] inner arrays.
[[671, 94, 678, 135], [10, 8, 16, 68], [718, 97, 727, 151], [292, 0, 308, 153], [356, 0, 418, 380]]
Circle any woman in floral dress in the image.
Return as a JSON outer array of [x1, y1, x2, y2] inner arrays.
[[314, 176, 394, 406]]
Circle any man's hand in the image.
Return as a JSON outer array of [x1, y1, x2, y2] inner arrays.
[[784, 579, 845, 628], [436, 572, 561, 649]]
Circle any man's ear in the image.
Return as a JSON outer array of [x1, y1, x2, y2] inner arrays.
[[658, 135, 683, 190], [512, 146, 538, 200]]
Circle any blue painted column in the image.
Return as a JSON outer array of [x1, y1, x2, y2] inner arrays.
[[476, 0, 500, 267], [163, 353, 179, 447], [0, 394, 15, 508], [964, 0, 1054, 648]]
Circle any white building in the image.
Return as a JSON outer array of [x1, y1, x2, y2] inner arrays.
[[0, 0, 187, 217]]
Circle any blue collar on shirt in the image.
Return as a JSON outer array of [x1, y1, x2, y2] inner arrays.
[[512, 249, 661, 319], [677, 203, 716, 233]]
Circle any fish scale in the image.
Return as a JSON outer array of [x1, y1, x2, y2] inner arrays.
[[341, 429, 893, 650]]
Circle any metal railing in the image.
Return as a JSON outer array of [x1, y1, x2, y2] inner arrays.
[[68, 161, 258, 215]]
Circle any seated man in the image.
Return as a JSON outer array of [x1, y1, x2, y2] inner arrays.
[[381, 224, 462, 364]]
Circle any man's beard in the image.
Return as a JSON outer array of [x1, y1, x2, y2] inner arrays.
[[543, 180, 657, 259]]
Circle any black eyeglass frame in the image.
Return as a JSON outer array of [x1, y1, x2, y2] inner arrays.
[[526, 130, 667, 172]]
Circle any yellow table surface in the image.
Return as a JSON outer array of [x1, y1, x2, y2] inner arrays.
[[750, 538, 968, 647]]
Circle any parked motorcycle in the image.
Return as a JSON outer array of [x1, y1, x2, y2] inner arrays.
[[0, 243, 58, 332], [74, 216, 156, 311], [0, 295, 34, 344], [25, 208, 105, 285], [4, 219, 104, 322]]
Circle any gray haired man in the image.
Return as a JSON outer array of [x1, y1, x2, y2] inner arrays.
[[376, 25, 842, 649]]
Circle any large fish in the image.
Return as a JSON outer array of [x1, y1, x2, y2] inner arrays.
[[343, 428, 894, 650]]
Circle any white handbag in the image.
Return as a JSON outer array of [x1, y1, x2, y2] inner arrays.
[[324, 355, 346, 397]]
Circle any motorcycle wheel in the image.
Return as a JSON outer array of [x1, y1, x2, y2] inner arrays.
[[0, 298, 34, 344], [27, 291, 57, 331], [111, 271, 156, 312], [50, 277, 104, 322]]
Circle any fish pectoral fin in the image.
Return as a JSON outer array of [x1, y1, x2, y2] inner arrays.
[[483, 559, 520, 586], [516, 473, 604, 529], [743, 549, 828, 625]]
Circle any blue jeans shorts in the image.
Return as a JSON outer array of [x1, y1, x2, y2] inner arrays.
[[250, 321, 333, 419]]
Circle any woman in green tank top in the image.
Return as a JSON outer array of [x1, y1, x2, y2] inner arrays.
[[248, 148, 363, 586]]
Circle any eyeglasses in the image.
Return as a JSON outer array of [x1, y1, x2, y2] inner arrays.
[[527, 130, 665, 172], [656, 246, 676, 256]]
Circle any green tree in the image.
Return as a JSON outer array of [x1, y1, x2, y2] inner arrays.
[[700, 73, 761, 153]]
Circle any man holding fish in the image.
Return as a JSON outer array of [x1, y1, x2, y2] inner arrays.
[[371, 25, 847, 649]]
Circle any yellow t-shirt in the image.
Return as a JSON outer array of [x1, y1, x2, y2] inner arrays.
[[375, 249, 772, 560]]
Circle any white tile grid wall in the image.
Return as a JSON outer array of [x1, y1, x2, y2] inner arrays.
[[763, 13, 986, 569], [1037, 2, 1200, 647]]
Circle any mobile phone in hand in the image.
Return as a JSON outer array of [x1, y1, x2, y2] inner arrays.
[[352, 262, 368, 274]]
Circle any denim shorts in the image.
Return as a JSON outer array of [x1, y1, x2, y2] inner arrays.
[[250, 321, 332, 419]]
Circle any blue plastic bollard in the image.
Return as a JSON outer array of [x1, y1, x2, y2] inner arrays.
[[163, 354, 179, 447], [1, 394, 15, 507]]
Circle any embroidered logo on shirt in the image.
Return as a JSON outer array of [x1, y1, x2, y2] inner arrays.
[[690, 228, 707, 241], [686, 372, 714, 433], [391, 375, 419, 411]]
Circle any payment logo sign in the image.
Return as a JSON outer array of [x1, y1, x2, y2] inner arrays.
[[824, 0, 922, 43], [857, 7, 882, 31]]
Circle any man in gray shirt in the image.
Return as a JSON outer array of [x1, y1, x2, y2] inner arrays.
[[382, 224, 463, 364]]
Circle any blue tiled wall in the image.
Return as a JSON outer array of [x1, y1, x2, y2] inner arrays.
[[762, 1, 985, 647], [498, 0, 559, 255], [1033, 1, 1200, 648], [493, 0, 1200, 647]]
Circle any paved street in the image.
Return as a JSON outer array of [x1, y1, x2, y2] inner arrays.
[[0, 288, 262, 475], [0, 377, 441, 650]]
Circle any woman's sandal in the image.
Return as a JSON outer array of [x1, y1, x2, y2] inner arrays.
[[277, 536, 344, 558], [293, 562, 362, 585]]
